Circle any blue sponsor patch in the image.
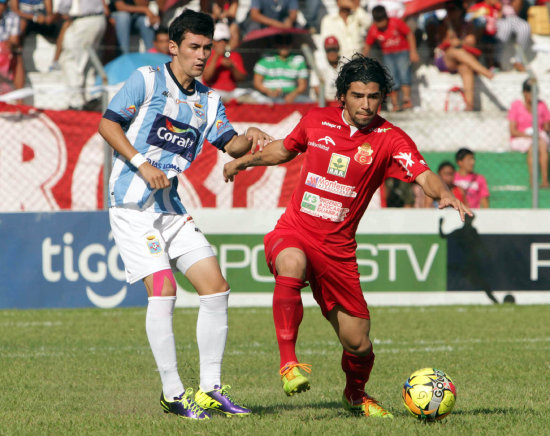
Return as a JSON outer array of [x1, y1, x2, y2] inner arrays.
[[146, 113, 200, 162]]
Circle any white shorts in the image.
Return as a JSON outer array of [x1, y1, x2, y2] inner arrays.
[[109, 207, 214, 284], [510, 130, 549, 153]]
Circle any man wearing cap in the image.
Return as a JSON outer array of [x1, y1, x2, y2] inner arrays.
[[202, 21, 247, 95], [310, 35, 341, 102]]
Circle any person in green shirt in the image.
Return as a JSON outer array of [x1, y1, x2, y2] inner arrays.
[[253, 33, 310, 103]]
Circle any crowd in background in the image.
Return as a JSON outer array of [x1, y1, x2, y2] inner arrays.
[[0, 0, 549, 197], [0, 0, 547, 108]]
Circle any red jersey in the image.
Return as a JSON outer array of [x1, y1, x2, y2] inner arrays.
[[277, 107, 429, 259], [365, 17, 410, 54], [203, 51, 246, 91]]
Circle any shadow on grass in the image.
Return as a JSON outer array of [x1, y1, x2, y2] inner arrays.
[[251, 401, 343, 415], [452, 407, 534, 416]]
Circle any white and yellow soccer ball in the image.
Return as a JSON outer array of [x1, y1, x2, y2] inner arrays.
[[402, 367, 457, 421]]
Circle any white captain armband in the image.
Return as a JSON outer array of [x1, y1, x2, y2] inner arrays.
[[130, 153, 147, 169]]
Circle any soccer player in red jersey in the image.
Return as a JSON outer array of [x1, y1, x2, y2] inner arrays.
[[223, 55, 472, 418]]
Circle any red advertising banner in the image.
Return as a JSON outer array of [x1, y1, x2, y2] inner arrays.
[[0, 102, 317, 211]]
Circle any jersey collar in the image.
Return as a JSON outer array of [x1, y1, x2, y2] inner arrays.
[[166, 62, 196, 96]]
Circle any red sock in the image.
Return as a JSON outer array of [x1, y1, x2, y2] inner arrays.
[[342, 349, 375, 403], [272, 276, 306, 369]]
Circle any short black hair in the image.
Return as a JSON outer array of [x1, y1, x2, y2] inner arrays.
[[372, 5, 388, 22], [438, 160, 455, 172], [155, 25, 169, 38], [335, 54, 393, 103], [273, 33, 293, 46], [522, 78, 532, 93], [455, 148, 474, 162], [169, 9, 214, 45]]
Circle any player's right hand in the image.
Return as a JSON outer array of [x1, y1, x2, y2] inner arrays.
[[140, 163, 170, 190]]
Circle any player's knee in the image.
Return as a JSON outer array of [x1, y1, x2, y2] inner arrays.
[[275, 251, 307, 279], [343, 337, 372, 356], [212, 279, 230, 294], [152, 269, 177, 297]]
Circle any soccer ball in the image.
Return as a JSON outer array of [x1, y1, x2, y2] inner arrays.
[[402, 367, 457, 421]]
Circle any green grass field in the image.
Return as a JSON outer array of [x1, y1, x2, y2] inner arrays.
[[1, 304, 548, 435]]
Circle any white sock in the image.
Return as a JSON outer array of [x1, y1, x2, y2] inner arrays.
[[197, 290, 230, 392], [146, 296, 184, 400]]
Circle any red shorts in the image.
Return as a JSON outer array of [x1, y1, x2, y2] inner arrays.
[[264, 228, 370, 320]]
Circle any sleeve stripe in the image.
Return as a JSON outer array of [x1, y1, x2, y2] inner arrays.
[[103, 109, 128, 125], [211, 130, 237, 151]]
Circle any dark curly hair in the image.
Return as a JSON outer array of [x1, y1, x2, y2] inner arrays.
[[169, 9, 214, 45], [335, 54, 393, 104]]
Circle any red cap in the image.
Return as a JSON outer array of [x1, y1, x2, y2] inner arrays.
[[324, 36, 340, 49]]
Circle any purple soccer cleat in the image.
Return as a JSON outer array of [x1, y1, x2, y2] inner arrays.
[[194, 385, 251, 417], [160, 389, 210, 420]]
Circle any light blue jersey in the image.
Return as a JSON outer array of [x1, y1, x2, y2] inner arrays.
[[104, 62, 237, 213]]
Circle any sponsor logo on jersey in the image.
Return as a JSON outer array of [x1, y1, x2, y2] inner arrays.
[[322, 121, 341, 129], [307, 140, 329, 151], [393, 152, 415, 177], [318, 136, 335, 146], [120, 105, 136, 117], [146, 235, 162, 256], [369, 127, 392, 133], [148, 66, 160, 73], [327, 153, 350, 178], [354, 143, 374, 165], [194, 102, 203, 108], [300, 191, 349, 222], [147, 113, 200, 162], [194, 107, 205, 119], [216, 120, 224, 130], [305, 172, 357, 197]]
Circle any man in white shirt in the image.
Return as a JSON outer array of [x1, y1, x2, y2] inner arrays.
[[320, 0, 370, 60], [310, 35, 340, 102], [56, 0, 107, 109]]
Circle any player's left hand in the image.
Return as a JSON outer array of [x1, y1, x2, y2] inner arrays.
[[246, 127, 273, 154], [438, 194, 473, 222]]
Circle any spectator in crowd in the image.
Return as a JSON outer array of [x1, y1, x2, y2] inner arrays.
[[56, 0, 106, 110], [320, 0, 370, 60], [109, 0, 160, 54], [302, 0, 324, 33], [368, 0, 406, 18], [310, 35, 340, 102], [245, 0, 298, 35], [10, 0, 62, 70], [508, 79, 550, 188], [384, 178, 415, 207], [0, 0, 23, 95], [253, 33, 308, 103], [148, 25, 169, 54], [425, 161, 467, 207], [435, 26, 494, 111], [454, 147, 490, 208], [495, 0, 531, 71], [465, 0, 501, 68], [200, 0, 240, 49], [202, 21, 246, 96], [364, 5, 418, 111]]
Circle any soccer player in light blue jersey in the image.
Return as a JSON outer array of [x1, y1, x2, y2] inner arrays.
[[98, 9, 272, 420]]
